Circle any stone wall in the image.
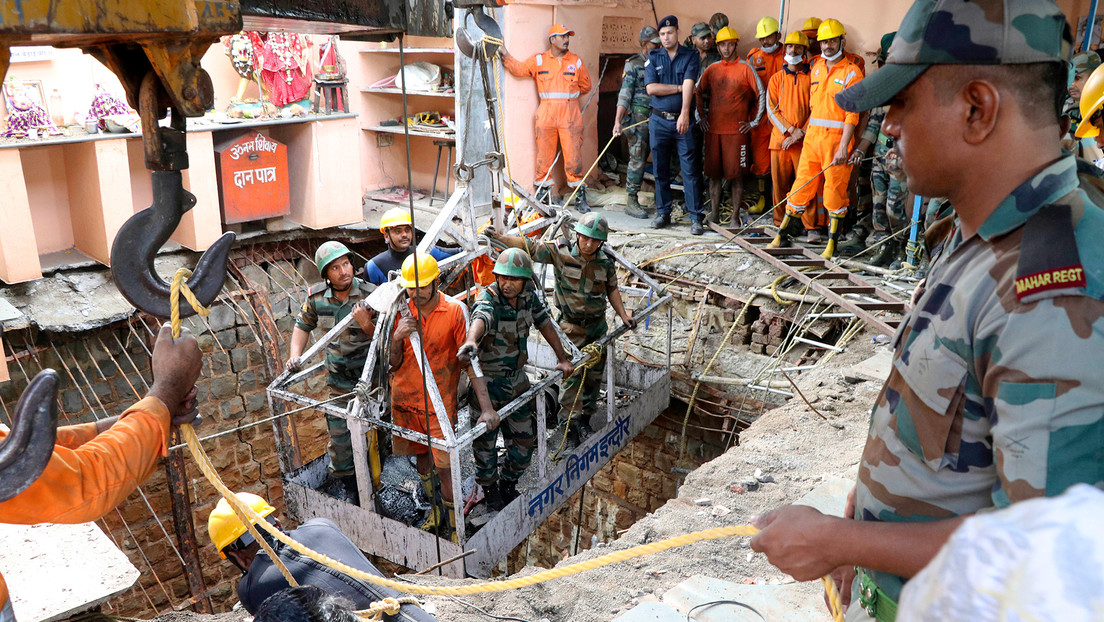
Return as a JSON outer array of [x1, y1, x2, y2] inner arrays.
[[504, 402, 736, 573], [0, 248, 339, 617]]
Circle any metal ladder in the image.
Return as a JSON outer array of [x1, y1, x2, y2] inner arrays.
[[709, 224, 908, 337]]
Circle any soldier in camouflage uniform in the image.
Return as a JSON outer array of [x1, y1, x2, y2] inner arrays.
[[457, 249, 574, 511], [615, 26, 660, 219], [749, 3, 1104, 621], [486, 213, 636, 447], [286, 241, 376, 505]]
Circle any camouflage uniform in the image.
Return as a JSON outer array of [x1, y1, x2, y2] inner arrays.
[[295, 278, 373, 477], [618, 52, 652, 196], [864, 106, 908, 234], [525, 237, 618, 425], [835, 3, 1104, 619], [467, 282, 551, 486]]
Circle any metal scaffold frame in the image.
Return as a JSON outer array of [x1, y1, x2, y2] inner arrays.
[[266, 138, 673, 579]]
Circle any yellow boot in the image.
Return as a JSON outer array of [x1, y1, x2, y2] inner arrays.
[[747, 176, 769, 214], [768, 214, 793, 249], [821, 215, 844, 259]]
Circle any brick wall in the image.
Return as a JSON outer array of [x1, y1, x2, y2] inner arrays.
[[0, 251, 336, 617], [504, 402, 737, 574]]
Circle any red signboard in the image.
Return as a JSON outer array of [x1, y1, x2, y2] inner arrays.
[[214, 130, 290, 224]]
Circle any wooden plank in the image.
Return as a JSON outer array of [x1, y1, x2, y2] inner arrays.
[[856, 302, 906, 311]]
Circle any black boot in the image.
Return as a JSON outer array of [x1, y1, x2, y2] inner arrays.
[[690, 219, 705, 236], [871, 237, 901, 267], [483, 481, 506, 512], [651, 213, 671, 229], [498, 479, 520, 506], [575, 185, 591, 214], [625, 193, 649, 219], [338, 474, 360, 506]]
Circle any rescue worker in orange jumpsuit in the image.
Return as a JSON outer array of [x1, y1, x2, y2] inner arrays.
[[746, 16, 785, 215], [500, 24, 593, 213], [770, 18, 864, 259], [766, 31, 813, 228], [0, 325, 203, 620], [800, 18, 822, 57]]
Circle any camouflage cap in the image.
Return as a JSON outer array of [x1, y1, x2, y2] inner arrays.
[[836, 0, 1072, 113], [1071, 50, 1102, 77], [691, 22, 712, 38], [639, 26, 660, 46]]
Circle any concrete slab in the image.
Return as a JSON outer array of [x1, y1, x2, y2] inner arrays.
[[846, 348, 893, 384], [662, 575, 832, 622], [0, 521, 139, 622], [793, 476, 854, 518], [613, 601, 685, 621]]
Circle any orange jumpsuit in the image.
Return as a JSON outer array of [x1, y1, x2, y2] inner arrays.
[[503, 50, 592, 189], [0, 397, 171, 613], [786, 56, 864, 218], [745, 46, 785, 177], [767, 65, 817, 227]]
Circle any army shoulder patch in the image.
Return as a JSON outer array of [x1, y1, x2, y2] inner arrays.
[[1014, 204, 1086, 302]]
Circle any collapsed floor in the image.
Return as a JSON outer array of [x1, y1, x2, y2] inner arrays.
[[97, 224, 904, 622]]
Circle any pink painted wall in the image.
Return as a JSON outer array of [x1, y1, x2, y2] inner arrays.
[[21, 145, 73, 254]]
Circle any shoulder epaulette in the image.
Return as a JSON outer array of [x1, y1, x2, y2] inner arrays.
[[1014, 204, 1086, 302]]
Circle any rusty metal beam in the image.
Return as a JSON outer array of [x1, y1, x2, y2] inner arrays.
[[709, 222, 906, 336], [164, 429, 213, 614]]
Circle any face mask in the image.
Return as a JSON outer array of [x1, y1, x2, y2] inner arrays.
[[761, 43, 780, 54], [784, 54, 803, 65], [822, 49, 843, 62]]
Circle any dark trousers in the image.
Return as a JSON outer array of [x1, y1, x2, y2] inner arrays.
[[649, 114, 704, 221]]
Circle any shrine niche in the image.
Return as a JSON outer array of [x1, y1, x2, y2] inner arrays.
[[214, 130, 290, 224]]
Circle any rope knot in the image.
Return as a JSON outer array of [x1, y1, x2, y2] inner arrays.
[[360, 596, 418, 620]]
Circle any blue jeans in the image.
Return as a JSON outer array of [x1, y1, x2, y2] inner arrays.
[[649, 114, 703, 221]]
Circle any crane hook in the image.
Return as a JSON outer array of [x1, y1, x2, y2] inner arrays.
[[110, 170, 236, 319], [0, 369, 60, 502]]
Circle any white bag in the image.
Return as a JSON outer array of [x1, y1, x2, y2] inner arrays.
[[395, 61, 442, 91]]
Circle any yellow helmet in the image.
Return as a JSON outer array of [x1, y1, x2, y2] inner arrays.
[[208, 492, 276, 557], [817, 18, 846, 41], [755, 16, 779, 39], [715, 26, 739, 44], [801, 17, 822, 34], [1076, 64, 1104, 138], [400, 252, 440, 288], [379, 207, 413, 233], [784, 31, 810, 47]]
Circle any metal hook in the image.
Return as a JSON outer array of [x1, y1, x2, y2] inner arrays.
[[110, 170, 236, 319], [455, 7, 503, 60], [0, 369, 60, 502]]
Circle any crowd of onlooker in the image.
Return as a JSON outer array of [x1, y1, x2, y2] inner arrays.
[[613, 13, 1104, 268]]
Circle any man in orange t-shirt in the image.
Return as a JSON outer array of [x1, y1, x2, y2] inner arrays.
[[697, 27, 765, 226], [389, 253, 495, 541], [0, 325, 203, 619]]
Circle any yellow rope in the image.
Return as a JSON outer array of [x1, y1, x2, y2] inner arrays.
[[167, 269, 843, 622], [553, 341, 603, 459], [357, 596, 421, 621]]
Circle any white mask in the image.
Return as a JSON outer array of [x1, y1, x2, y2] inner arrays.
[[822, 49, 843, 62], [784, 54, 803, 65], [761, 43, 780, 54]]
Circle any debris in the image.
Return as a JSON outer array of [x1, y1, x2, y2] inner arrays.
[[711, 505, 730, 517], [730, 484, 746, 494], [693, 498, 712, 506]]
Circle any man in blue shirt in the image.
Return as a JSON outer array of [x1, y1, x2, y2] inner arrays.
[[645, 15, 705, 236], [361, 208, 457, 285]]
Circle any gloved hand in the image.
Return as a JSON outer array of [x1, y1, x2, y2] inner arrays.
[[457, 343, 478, 365]]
